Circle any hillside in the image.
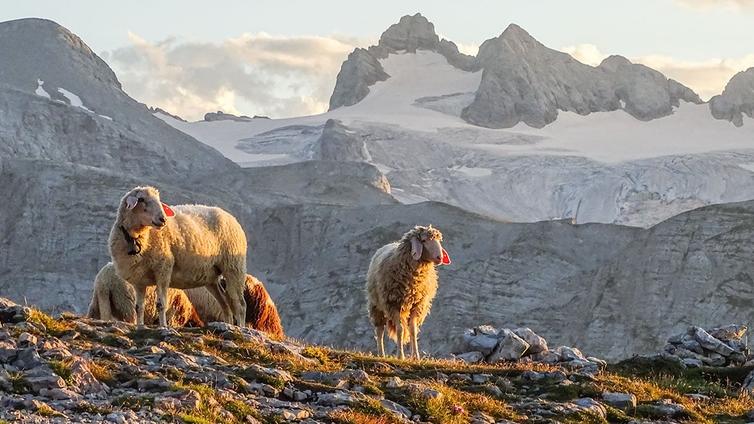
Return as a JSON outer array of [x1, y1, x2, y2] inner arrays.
[[2, 298, 754, 424]]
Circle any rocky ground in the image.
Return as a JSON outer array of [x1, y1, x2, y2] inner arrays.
[[2, 298, 754, 424]]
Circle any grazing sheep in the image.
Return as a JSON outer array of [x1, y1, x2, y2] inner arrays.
[[86, 262, 204, 327], [108, 186, 248, 328], [366, 225, 451, 359], [185, 274, 284, 338]]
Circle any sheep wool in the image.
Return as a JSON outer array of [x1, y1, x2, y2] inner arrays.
[[108, 186, 248, 328], [365, 225, 450, 359], [86, 262, 204, 327]]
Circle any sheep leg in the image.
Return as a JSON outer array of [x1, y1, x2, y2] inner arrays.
[[97, 287, 113, 321], [155, 279, 170, 328], [396, 323, 405, 360], [206, 282, 233, 323], [134, 285, 146, 327], [409, 314, 420, 360], [223, 270, 247, 327], [374, 326, 386, 357]]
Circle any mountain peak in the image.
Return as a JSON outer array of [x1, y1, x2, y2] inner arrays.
[[599, 55, 633, 71], [377, 12, 440, 52], [710, 67, 754, 126]]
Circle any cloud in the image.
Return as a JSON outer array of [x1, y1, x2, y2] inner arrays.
[[561, 43, 754, 99], [675, 0, 754, 10], [103, 32, 371, 120]]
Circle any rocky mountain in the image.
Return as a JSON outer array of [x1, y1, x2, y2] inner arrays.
[[462, 26, 702, 128], [710, 67, 754, 126], [328, 13, 476, 110]]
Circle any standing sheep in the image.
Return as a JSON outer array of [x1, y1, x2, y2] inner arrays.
[[185, 274, 285, 338], [108, 186, 248, 328], [86, 262, 204, 327], [366, 225, 451, 359]]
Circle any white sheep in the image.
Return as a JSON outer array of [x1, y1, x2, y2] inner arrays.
[[108, 186, 248, 328], [365, 225, 451, 359], [86, 262, 204, 327]]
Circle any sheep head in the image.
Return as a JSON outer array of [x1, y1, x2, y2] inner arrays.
[[405, 225, 451, 266], [119, 186, 175, 231]]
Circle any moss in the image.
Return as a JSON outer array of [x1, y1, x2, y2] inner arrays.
[[604, 405, 632, 424], [27, 309, 73, 337], [112, 394, 154, 410], [71, 400, 112, 415], [48, 358, 75, 385], [89, 359, 117, 385], [224, 399, 261, 421], [34, 402, 63, 417], [8, 372, 30, 394], [561, 410, 608, 424], [237, 367, 286, 390], [329, 410, 396, 424], [178, 413, 213, 424]]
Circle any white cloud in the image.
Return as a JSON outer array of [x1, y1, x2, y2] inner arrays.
[[103, 32, 370, 120], [561, 43, 754, 99], [675, 0, 754, 10]]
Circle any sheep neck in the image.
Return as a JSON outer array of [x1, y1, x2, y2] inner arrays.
[[120, 224, 155, 255]]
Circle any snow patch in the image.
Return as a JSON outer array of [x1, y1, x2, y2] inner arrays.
[[35, 79, 50, 99], [57, 88, 93, 113]]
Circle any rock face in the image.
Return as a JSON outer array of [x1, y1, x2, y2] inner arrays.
[[710, 67, 754, 126], [462, 25, 702, 128], [328, 48, 389, 110], [328, 13, 477, 110], [203, 110, 253, 122], [0, 18, 236, 183], [315, 119, 370, 162]]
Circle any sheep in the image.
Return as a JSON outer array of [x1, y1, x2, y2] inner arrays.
[[86, 262, 204, 327], [365, 225, 451, 359], [108, 186, 248, 328], [185, 274, 284, 338]]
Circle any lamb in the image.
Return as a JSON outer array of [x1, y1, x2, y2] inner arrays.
[[366, 225, 451, 359], [108, 186, 248, 328], [185, 274, 285, 338], [86, 262, 204, 327]]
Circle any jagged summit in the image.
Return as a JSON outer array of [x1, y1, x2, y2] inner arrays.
[[377, 12, 439, 52], [328, 13, 477, 110], [710, 67, 754, 126]]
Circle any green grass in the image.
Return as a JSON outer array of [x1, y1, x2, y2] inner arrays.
[[48, 358, 75, 385]]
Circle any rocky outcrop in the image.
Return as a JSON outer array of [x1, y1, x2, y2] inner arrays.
[[203, 110, 253, 122], [662, 324, 749, 367], [328, 13, 478, 110], [454, 326, 605, 375], [710, 67, 754, 126], [328, 48, 389, 110], [315, 119, 370, 162], [462, 25, 702, 128]]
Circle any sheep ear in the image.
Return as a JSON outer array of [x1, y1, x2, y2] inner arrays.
[[441, 248, 451, 265], [125, 196, 138, 210], [161, 202, 175, 217], [410, 237, 423, 261]]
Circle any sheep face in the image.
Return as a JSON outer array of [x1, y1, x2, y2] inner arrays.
[[120, 186, 175, 231], [410, 225, 451, 266]]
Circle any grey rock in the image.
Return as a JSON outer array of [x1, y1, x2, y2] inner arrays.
[[68, 358, 108, 394], [708, 324, 748, 342], [643, 399, 686, 418], [380, 399, 412, 419], [556, 346, 587, 362], [710, 68, 754, 126], [385, 376, 403, 388], [692, 327, 734, 356], [602, 392, 637, 410], [573, 397, 607, 419], [328, 48, 389, 110], [681, 358, 703, 368], [316, 119, 370, 162], [13, 348, 42, 370], [203, 110, 253, 122], [17, 333, 37, 347], [316, 391, 359, 406], [465, 334, 499, 356], [455, 351, 484, 364], [487, 329, 529, 362], [513, 328, 548, 354]]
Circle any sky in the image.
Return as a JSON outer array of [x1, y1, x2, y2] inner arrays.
[[2, 0, 754, 120]]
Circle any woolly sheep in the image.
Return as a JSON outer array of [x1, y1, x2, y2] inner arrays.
[[108, 186, 248, 328], [365, 225, 451, 359], [185, 274, 285, 338], [86, 262, 204, 327]]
